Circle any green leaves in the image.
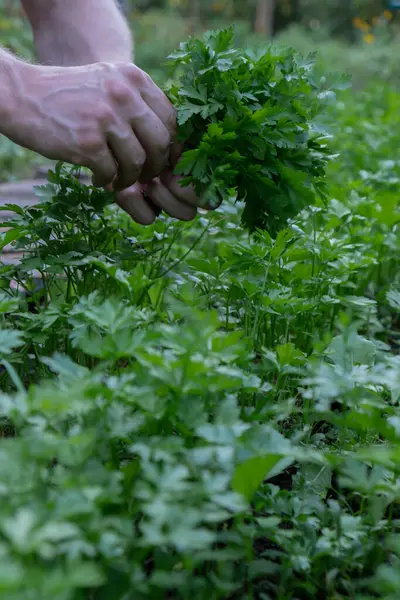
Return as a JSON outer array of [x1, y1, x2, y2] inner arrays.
[[68, 292, 150, 359], [327, 331, 377, 368], [0, 329, 24, 356], [0, 42, 400, 600], [232, 454, 287, 502], [168, 26, 339, 234], [387, 288, 400, 311]]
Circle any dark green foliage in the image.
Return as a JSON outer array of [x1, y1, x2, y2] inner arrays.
[[167, 26, 347, 233]]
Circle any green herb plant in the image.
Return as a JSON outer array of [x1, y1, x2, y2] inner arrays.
[[0, 29, 399, 600], [167, 26, 349, 233]]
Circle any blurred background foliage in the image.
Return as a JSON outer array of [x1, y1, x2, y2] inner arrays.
[[0, 0, 399, 179], [0, 0, 398, 82], [128, 0, 400, 85], [0, 0, 398, 92]]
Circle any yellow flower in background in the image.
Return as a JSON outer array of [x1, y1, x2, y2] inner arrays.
[[364, 33, 376, 44], [353, 17, 371, 32], [384, 10, 393, 21]]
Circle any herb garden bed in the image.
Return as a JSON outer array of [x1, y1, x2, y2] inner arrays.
[[0, 29, 400, 600]]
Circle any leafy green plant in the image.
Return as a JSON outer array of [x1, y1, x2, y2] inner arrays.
[[1, 26, 400, 600], [167, 26, 349, 233]]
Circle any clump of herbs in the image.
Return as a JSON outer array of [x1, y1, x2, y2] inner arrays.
[[167, 26, 346, 233]]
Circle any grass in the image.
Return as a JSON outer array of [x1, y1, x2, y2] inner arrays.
[[1, 40, 400, 600]]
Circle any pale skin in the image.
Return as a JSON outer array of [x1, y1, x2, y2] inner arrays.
[[0, 0, 204, 225]]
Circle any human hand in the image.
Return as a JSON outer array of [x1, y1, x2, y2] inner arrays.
[[115, 169, 210, 225], [7, 60, 175, 191]]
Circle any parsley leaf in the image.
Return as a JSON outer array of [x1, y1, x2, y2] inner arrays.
[[166, 26, 346, 234]]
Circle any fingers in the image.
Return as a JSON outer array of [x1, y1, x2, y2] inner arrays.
[[89, 148, 118, 188], [135, 71, 177, 140], [107, 128, 146, 191], [160, 169, 221, 211], [160, 169, 205, 208], [24, 62, 179, 195], [115, 184, 157, 226], [129, 102, 171, 183], [91, 65, 220, 216], [114, 177, 198, 227], [168, 142, 184, 168], [107, 97, 172, 189], [113, 68, 176, 184], [100, 70, 174, 190], [146, 178, 197, 221]]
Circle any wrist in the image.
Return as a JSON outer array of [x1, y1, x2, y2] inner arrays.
[[0, 53, 35, 139]]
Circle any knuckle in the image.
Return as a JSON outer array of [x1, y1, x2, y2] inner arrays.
[[106, 79, 133, 105], [151, 132, 171, 160], [125, 64, 151, 88], [96, 60, 115, 71], [92, 61, 114, 78], [160, 128, 172, 151], [78, 131, 103, 154], [95, 104, 115, 124]]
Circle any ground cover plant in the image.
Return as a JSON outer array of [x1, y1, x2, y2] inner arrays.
[[1, 29, 400, 600]]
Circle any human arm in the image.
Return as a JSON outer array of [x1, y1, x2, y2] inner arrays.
[[0, 43, 174, 189], [21, 0, 133, 65], [3, 1, 204, 225]]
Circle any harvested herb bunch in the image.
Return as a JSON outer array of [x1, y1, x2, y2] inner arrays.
[[167, 27, 344, 234]]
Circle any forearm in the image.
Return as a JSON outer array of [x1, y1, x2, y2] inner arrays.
[[21, 0, 133, 66], [0, 49, 29, 141]]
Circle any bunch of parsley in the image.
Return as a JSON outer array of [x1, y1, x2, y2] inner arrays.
[[167, 27, 344, 234]]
